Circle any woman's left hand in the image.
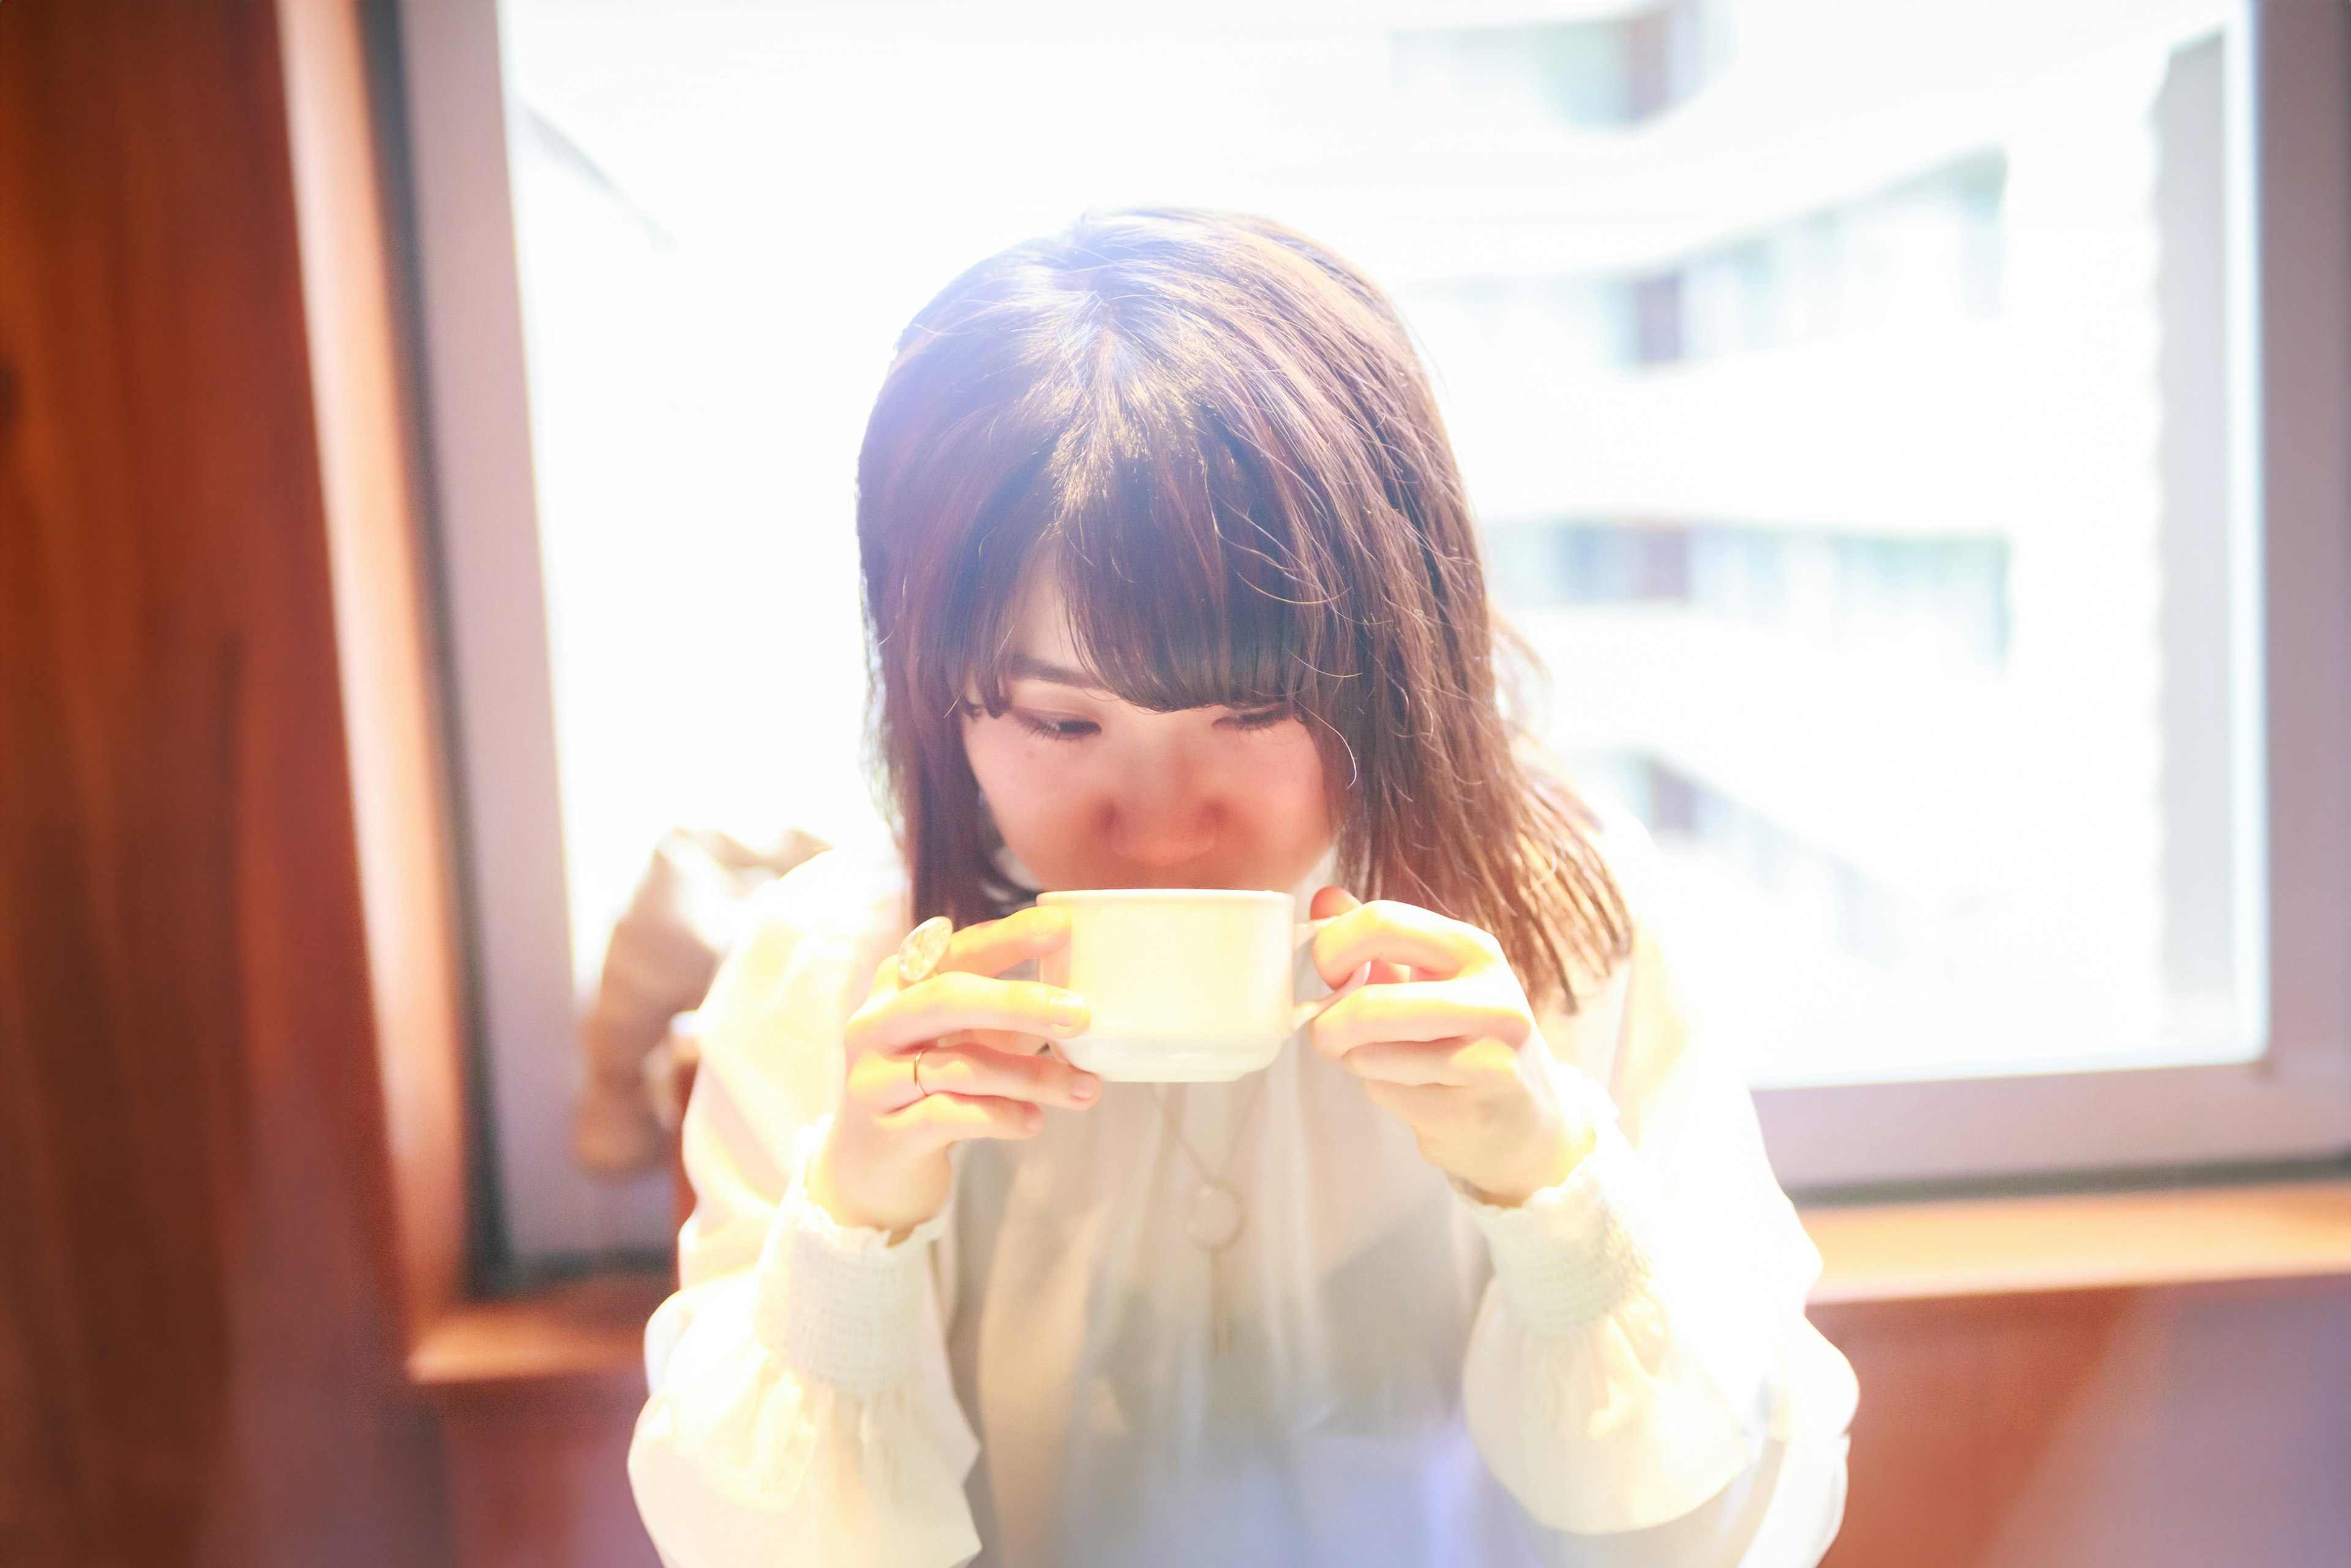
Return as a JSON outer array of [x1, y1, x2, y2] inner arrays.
[[1307, 887, 1595, 1206]]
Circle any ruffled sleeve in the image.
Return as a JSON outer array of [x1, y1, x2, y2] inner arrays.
[[1455, 809, 1859, 1564], [626, 848, 984, 1568]]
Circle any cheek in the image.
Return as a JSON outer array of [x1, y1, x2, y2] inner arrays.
[[1222, 729, 1332, 839], [964, 722, 1099, 825]]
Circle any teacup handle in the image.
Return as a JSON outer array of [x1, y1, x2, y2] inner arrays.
[[1291, 917, 1371, 1035]]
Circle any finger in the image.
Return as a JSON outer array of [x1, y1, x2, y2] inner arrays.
[[942, 1027, 1067, 1061], [877, 1092, 1042, 1148], [861, 905, 1077, 1011], [935, 904, 1072, 979], [897, 1041, 1100, 1111], [940, 1027, 1051, 1056], [1311, 900, 1495, 987], [1306, 888, 1410, 983], [1332, 1037, 1475, 1087], [860, 971, 1090, 1053], [1338, 1035, 1524, 1088], [1310, 977, 1528, 1060], [1309, 884, 1359, 921]]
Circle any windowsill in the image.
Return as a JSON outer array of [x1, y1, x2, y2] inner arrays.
[[1802, 1178, 2351, 1305], [400, 1180, 2351, 1391], [408, 1270, 672, 1390]]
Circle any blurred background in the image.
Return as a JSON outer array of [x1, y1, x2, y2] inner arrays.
[[506, 0, 2255, 1089], [464, 0, 2285, 1274]]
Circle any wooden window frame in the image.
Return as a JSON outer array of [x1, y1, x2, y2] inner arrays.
[[276, 0, 667, 1384]]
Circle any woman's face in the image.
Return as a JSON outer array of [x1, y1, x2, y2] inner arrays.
[[961, 571, 1335, 893]]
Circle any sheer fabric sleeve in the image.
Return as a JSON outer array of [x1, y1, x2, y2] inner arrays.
[[1455, 808, 1859, 1566], [626, 849, 984, 1568]]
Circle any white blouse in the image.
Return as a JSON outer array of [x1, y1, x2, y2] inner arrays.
[[626, 805, 1858, 1567]]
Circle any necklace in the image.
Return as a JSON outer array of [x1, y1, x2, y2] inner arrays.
[[1148, 1075, 1268, 1356]]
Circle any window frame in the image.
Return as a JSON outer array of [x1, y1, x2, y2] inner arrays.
[[395, 0, 2351, 1255], [1755, 0, 2351, 1193], [397, 0, 678, 1262]]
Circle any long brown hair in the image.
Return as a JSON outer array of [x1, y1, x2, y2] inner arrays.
[[855, 210, 1632, 1012]]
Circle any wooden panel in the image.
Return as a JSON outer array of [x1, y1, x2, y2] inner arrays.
[[277, 0, 471, 1348], [0, 2, 449, 1564], [437, 1375, 662, 1568], [1813, 1289, 2137, 1568], [1815, 1280, 2351, 1568]]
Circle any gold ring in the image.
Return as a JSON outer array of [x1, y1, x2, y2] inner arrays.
[[910, 1043, 934, 1101]]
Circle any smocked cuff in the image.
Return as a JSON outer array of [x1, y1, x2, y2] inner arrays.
[[751, 1120, 950, 1398], [1456, 1119, 1657, 1335]]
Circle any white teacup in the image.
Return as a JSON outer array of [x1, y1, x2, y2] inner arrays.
[[1037, 888, 1358, 1082]]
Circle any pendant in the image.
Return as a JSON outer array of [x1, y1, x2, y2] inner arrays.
[[1186, 1181, 1245, 1251], [1188, 1183, 1246, 1357]]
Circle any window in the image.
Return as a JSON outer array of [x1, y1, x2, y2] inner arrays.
[[396, 0, 2350, 1271]]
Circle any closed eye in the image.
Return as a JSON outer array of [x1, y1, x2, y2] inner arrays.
[[1013, 710, 1098, 743], [1221, 706, 1294, 732]]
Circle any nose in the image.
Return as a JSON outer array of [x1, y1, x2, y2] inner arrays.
[[1105, 757, 1219, 874]]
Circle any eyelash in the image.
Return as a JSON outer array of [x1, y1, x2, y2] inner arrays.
[[1226, 706, 1292, 732], [1013, 713, 1096, 743], [1010, 707, 1291, 743]]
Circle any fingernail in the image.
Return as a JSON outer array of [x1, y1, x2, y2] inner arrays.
[[1049, 994, 1089, 1031], [1070, 1074, 1099, 1101]]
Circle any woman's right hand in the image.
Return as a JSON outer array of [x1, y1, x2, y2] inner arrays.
[[808, 904, 1100, 1237]]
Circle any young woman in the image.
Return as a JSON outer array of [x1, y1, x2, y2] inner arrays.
[[627, 210, 1856, 1567]]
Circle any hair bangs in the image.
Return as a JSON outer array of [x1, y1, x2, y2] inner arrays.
[[967, 367, 1346, 721]]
